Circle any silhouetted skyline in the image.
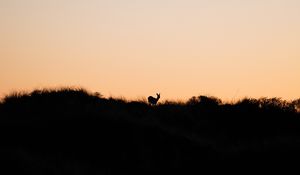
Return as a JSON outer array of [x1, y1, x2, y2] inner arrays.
[[1, 88, 300, 174]]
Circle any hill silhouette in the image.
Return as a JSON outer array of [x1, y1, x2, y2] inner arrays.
[[1, 88, 300, 174]]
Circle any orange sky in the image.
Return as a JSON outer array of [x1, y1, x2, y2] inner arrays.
[[1, 0, 300, 101]]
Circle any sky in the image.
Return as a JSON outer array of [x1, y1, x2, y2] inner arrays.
[[1, 0, 300, 101]]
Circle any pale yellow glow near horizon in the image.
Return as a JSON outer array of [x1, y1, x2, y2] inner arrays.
[[1, 0, 300, 101]]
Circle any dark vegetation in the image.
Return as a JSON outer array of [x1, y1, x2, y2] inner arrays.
[[1, 88, 300, 174]]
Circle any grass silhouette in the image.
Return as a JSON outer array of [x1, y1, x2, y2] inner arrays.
[[1, 87, 300, 174]]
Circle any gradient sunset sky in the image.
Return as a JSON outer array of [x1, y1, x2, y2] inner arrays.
[[1, 0, 299, 101]]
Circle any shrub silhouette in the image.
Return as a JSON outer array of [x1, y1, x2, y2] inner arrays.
[[1, 88, 300, 174], [187, 95, 221, 106]]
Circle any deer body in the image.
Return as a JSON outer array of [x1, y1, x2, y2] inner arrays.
[[148, 93, 160, 105]]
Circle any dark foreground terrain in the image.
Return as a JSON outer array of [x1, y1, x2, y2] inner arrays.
[[1, 88, 300, 174]]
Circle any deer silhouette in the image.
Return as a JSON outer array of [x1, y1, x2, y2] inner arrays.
[[148, 93, 160, 105]]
